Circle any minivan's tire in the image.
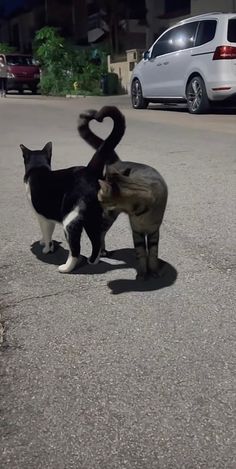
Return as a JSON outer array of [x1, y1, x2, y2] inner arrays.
[[131, 79, 149, 109], [186, 76, 209, 114]]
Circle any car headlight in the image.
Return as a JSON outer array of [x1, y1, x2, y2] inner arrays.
[[34, 73, 40, 79], [7, 72, 15, 78]]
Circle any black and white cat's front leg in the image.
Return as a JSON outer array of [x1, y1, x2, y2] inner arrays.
[[100, 209, 120, 257], [84, 214, 103, 265], [59, 211, 84, 273], [37, 214, 55, 254]]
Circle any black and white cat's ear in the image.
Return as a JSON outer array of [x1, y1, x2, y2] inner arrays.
[[20, 144, 29, 156], [42, 142, 52, 165], [42, 142, 52, 160]]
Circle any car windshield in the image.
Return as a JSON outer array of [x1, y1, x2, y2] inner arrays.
[[6, 55, 36, 66]]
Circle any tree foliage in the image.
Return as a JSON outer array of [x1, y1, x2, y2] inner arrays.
[[0, 43, 16, 53], [33, 27, 108, 95]]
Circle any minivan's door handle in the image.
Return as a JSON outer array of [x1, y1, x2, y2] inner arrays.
[[163, 61, 169, 65]]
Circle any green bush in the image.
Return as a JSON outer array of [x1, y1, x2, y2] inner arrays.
[[33, 27, 108, 96], [0, 43, 16, 53]]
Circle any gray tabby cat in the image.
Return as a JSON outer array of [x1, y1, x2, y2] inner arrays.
[[78, 106, 168, 280]]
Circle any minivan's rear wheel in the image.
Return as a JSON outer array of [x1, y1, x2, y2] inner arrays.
[[186, 76, 209, 114], [131, 79, 149, 109]]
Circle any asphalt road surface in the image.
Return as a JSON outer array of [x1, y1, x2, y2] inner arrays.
[[0, 94, 235, 468]]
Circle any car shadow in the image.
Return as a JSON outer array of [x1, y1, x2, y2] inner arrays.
[[149, 103, 236, 114], [31, 241, 177, 293], [149, 103, 188, 112]]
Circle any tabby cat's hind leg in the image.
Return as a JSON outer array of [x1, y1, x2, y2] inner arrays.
[[132, 230, 148, 280], [147, 229, 160, 277]]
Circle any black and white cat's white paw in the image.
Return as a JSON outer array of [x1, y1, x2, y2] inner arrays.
[[58, 255, 78, 273], [41, 241, 54, 254]]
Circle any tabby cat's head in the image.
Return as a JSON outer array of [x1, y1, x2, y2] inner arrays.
[[98, 169, 153, 213]]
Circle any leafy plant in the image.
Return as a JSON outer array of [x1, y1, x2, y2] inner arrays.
[[0, 43, 16, 53], [33, 26, 108, 95]]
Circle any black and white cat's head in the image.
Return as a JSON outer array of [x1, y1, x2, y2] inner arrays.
[[20, 142, 52, 178]]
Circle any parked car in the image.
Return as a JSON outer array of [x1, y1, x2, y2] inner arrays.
[[0, 54, 40, 94], [130, 12, 236, 113]]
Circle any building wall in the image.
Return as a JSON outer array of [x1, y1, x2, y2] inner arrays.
[[0, 20, 10, 44], [108, 49, 144, 93], [1, 1, 89, 52], [145, 0, 165, 47], [9, 10, 36, 52], [191, 0, 236, 15], [145, 0, 236, 48]]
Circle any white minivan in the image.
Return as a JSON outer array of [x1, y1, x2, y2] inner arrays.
[[130, 12, 236, 113]]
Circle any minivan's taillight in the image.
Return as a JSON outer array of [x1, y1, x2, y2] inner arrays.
[[213, 45, 236, 60]]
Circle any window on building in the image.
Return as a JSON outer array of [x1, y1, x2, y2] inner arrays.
[[12, 23, 20, 49], [165, 0, 190, 17]]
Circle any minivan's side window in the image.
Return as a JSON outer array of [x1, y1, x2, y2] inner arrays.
[[227, 19, 236, 42], [195, 20, 217, 46], [151, 21, 198, 58], [151, 30, 175, 58]]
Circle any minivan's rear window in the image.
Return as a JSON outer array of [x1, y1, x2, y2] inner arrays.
[[6, 55, 35, 66], [227, 19, 236, 42], [195, 20, 217, 46]]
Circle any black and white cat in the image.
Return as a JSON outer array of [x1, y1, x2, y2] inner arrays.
[[78, 106, 168, 279], [21, 109, 125, 273]]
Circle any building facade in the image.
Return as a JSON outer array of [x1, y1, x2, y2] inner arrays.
[[145, 0, 236, 48], [0, 0, 236, 53]]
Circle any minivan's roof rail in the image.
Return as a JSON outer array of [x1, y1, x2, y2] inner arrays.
[[180, 12, 223, 21]]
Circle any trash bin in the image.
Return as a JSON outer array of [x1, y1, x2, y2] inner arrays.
[[100, 74, 108, 95], [100, 72, 119, 95]]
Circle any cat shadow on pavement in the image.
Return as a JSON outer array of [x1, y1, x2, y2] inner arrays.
[[30, 242, 132, 275], [30, 242, 177, 292], [107, 257, 177, 295]]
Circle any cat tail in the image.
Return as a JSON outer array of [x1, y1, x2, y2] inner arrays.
[[78, 109, 103, 150], [79, 106, 125, 174]]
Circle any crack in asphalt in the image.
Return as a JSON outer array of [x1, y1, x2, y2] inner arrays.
[[1, 290, 75, 310]]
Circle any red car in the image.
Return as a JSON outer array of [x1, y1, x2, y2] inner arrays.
[[0, 53, 40, 94]]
